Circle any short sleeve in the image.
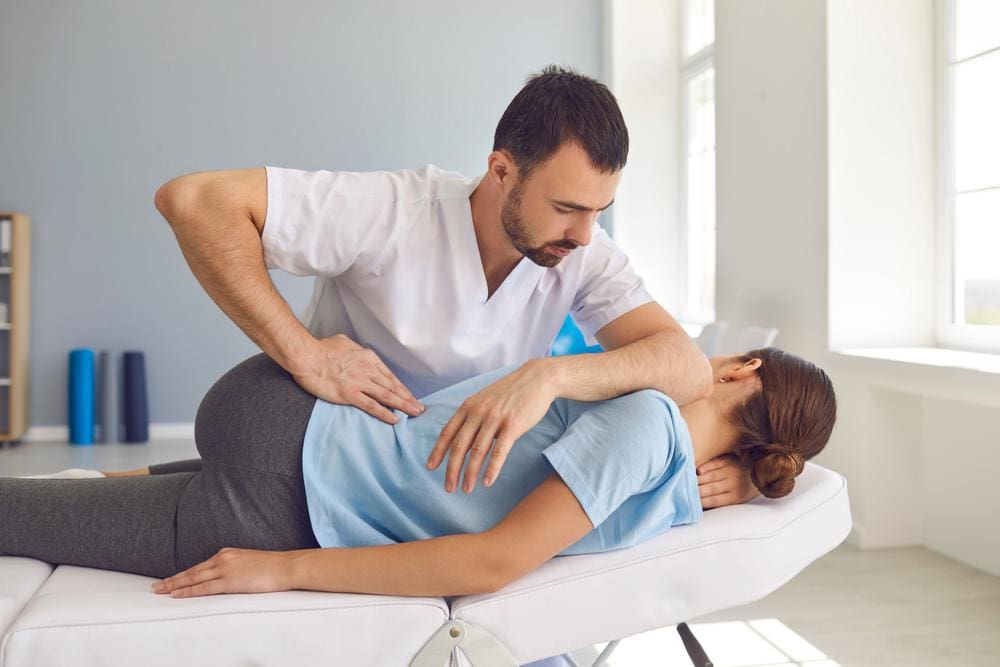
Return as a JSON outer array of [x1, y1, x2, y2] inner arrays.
[[261, 165, 429, 277], [571, 224, 656, 346], [541, 390, 677, 529]]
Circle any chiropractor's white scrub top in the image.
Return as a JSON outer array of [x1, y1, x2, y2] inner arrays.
[[261, 164, 655, 398]]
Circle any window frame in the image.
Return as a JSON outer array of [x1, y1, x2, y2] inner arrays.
[[678, 0, 716, 325], [935, 0, 1000, 353]]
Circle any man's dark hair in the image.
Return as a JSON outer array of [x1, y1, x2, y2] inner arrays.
[[492, 65, 629, 181]]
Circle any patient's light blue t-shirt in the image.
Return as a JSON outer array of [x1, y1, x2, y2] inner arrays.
[[300, 364, 703, 556]]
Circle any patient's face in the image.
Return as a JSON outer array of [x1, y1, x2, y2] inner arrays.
[[501, 140, 620, 268]]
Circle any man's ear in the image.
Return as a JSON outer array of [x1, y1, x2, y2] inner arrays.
[[487, 150, 514, 186]]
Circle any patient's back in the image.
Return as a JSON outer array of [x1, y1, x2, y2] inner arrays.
[[300, 364, 703, 555]]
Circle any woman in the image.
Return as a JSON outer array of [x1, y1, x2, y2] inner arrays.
[[0, 347, 835, 599]]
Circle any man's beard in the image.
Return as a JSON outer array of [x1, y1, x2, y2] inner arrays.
[[500, 180, 575, 268]]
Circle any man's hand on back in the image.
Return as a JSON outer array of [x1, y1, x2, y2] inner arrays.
[[696, 455, 760, 509], [425, 359, 557, 495], [292, 334, 425, 424]]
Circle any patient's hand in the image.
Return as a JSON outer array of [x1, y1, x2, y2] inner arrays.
[[697, 456, 759, 509]]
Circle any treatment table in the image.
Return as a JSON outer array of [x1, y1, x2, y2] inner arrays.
[[0, 461, 850, 666]]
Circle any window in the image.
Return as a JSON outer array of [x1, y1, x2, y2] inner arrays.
[[937, 0, 1000, 352], [679, 0, 716, 324]]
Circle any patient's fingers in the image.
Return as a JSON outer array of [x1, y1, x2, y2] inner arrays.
[[698, 480, 729, 499], [171, 579, 224, 598], [154, 566, 220, 594], [700, 492, 735, 510], [696, 458, 728, 475], [697, 468, 729, 485]]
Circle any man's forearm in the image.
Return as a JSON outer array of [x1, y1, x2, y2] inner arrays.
[[543, 328, 712, 406], [287, 532, 501, 597], [156, 185, 315, 375]]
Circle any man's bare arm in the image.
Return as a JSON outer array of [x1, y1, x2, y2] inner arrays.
[[154, 168, 315, 375], [153, 168, 423, 422]]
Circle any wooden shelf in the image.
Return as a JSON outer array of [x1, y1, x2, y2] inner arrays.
[[0, 212, 30, 441]]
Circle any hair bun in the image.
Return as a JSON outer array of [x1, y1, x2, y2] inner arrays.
[[750, 443, 804, 499]]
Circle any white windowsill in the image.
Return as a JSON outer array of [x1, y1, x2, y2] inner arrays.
[[827, 346, 1000, 407], [833, 346, 1000, 375]]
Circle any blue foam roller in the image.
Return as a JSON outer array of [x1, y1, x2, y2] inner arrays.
[[94, 351, 104, 442], [122, 351, 149, 443], [68, 348, 95, 445], [100, 350, 119, 443]]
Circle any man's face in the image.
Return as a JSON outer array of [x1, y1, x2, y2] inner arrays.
[[500, 141, 621, 268]]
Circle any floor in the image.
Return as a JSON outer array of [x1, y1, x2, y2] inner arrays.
[[3, 439, 1000, 666]]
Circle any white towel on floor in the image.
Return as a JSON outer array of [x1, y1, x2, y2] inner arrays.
[[20, 468, 105, 479]]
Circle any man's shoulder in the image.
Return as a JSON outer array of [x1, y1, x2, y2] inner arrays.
[[392, 164, 480, 202], [284, 163, 476, 204]]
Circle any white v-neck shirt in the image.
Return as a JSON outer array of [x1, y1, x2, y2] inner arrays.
[[261, 164, 654, 399]]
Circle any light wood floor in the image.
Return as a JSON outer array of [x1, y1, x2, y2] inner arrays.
[[4, 439, 999, 666]]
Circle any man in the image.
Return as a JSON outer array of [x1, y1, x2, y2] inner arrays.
[[154, 65, 757, 509]]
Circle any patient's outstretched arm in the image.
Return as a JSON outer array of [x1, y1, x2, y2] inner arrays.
[[156, 472, 592, 599]]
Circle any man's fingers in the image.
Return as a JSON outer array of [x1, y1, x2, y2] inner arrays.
[[372, 358, 422, 409], [427, 413, 465, 471], [461, 423, 500, 493], [364, 378, 421, 417], [481, 433, 514, 487], [445, 418, 480, 492], [353, 391, 401, 425]]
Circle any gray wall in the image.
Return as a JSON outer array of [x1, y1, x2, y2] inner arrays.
[[0, 0, 604, 426]]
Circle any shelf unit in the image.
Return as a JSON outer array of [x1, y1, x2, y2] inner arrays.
[[0, 212, 30, 441]]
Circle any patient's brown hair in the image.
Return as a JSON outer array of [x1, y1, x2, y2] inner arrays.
[[727, 348, 837, 498]]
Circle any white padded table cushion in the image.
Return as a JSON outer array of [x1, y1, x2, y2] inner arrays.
[[449, 461, 851, 666], [0, 558, 52, 641], [0, 462, 849, 667], [1, 565, 449, 667]]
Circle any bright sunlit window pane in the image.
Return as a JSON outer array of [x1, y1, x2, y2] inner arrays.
[[954, 0, 1000, 61], [682, 0, 714, 57], [684, 66, 716, 321], [953, 49, 1000, 192], [954, 189, 1000, 325]]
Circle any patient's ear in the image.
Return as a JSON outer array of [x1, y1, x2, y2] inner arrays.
[[722, 357, 762, 382]]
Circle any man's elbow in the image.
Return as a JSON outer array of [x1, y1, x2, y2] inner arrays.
[[669, 343, 714, 405], [693, 352, 714, 401], [154, 178, 195, 225]]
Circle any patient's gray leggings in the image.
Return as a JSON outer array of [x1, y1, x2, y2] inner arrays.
[[0, 353, 321, 578]]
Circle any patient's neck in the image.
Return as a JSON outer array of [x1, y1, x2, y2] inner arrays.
[[678, 399, 739, 469]]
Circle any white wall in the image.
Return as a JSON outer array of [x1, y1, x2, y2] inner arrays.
[[605, 0, 683, 312], [711, 0, 1000, 576], [828, 0, 936, 349], [714, 0, 830, 361]]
